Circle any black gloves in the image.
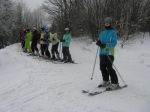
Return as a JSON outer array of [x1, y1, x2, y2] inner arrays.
[[60, 39, 65, 42], [96, 41, 106, 48], [41, 38, 46, 41], [52, 38, 55, 41]]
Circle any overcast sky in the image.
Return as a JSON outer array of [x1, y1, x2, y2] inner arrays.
[[19, 0, 45, 10]]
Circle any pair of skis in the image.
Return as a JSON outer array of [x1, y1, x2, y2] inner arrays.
[[27, 54, 78, 64], [82, 85, 128, 96]]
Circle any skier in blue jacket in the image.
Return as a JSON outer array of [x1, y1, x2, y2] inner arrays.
[[61, 28, 73, 63], [96, 17, 119, 90]]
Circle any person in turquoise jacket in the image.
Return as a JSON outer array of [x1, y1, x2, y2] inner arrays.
[[60, 28, 73, 63], [96, 17, 119, 90]]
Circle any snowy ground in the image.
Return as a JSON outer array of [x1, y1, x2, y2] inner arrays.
[[0, 33, 150, 112]]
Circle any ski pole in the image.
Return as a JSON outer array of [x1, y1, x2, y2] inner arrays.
[[59, 41, 62, 58], [60, 42, 63, 59], [107, 55, 127, 86], [91, 47, 99, 80]]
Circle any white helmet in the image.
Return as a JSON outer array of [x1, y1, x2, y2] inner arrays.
[[65, 28, 69, 31], [33, 27, 36, 30], [104, 17, 112, 24]]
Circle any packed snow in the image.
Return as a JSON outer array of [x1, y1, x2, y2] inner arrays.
[[0, 33, 150, 112]]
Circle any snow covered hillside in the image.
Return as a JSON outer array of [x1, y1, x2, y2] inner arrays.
[[0, 33, 150, 112]]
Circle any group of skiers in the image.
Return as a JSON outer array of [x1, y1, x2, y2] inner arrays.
[[20, 27, 74, 63], [20, 17, 122, 91]]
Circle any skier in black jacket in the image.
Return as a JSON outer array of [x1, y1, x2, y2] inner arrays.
[[31, 27, 40, 55]]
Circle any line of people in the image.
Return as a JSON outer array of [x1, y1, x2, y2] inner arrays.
[[20, 17, 121, 91], [19, 27, 74, 63]]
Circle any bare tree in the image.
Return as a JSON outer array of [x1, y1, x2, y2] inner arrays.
[[43, 0, 150, 41]]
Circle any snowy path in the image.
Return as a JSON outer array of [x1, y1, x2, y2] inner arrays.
[[0, 36, 150, 112]]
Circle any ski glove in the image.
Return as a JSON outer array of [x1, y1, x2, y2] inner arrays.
[[96, 41, 106, 48], [41, 38, 46, 41], [52, 38, 55, 41]]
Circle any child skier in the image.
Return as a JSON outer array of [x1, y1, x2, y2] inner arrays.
[[40, 27, 51, 59], [24, 29, 32, 53], [31, 27, 40, 55], [49, 29, 60, 60], [20, 28, 26, 49], [96, 17, 119, 90], [61, 28, 73, 63]]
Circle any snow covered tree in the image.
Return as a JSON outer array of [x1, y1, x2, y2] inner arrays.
[[0, 0, 17, 48], [21, 6, 46, 29], [43, 0, 150, 41], [0, 0, 47, 49]]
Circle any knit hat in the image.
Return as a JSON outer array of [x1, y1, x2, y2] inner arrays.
[[33, 27, 36, 30], [65, 28, 69, 31], [104, 17, 112, 24], [45, 28, 49, 33]]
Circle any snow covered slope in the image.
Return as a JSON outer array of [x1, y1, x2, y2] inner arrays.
[[0, 33, 150, 112]]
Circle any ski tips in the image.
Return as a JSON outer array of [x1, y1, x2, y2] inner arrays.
[[121, 84, 128, 88], [124, 84, 128, 87], [82, 90, 89, 93]]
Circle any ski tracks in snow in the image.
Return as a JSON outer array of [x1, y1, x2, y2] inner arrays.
[[0, 45, 74, 112], [0, 76, 72, 112]]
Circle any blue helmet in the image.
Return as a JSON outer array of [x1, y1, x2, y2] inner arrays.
[[45, 27, 49, 33]]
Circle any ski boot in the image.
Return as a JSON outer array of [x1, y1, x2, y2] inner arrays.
[[106, 83, 120, 91], [98, 81, 110, 88]]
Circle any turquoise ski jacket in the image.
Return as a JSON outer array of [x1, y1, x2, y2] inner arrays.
[[62, 33, 72, 47], [98, 28, 117, 56]]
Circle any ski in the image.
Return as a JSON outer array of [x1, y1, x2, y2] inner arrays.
[[82, 88, 104, 95], [26, 54, 78, 64], [88, 90, 106, 96], [52, 60, 78, 64], [82, 85, 128, 96], [53, 62, 78, 64], [27, 53, 39, 56], [82, 90, 89, 93]]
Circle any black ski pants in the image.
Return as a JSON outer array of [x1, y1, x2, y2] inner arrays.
[[21, 40, 25, 49], [31, 40, 39, 53], [51, 43, 59, 59], [100, 55, 118, 84], [40, 44, 51, 58], [62, 47, 72, 61]]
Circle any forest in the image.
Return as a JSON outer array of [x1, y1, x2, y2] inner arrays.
[[0, 0, 150, 48]]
